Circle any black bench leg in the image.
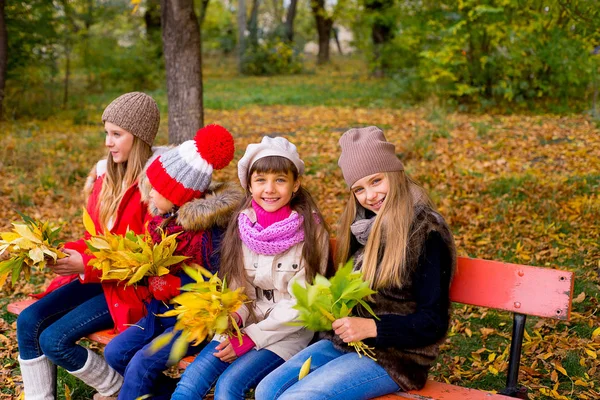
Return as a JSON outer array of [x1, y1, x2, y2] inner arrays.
[[500, 313, 528, 399]]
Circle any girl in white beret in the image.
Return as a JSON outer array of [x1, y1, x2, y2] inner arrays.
[[171, 136, 330, 400], [256, 126, 457, 400]]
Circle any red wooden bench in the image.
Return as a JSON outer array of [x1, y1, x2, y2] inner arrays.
[[7, 255, 573, 399]]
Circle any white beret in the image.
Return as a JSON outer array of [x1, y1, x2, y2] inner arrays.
[[237, 136, 305, 189]]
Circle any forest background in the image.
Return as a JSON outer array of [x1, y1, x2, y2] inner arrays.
[[0, 0, 599, 399]]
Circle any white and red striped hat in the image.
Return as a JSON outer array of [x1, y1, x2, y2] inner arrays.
[[146, 124, 235, 206]]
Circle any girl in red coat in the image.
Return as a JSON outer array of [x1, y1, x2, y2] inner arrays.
[[17, 92, 161, 400], [103, 125, 243, 400]]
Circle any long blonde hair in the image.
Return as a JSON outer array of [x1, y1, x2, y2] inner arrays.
[[97, 137, 152, 230], [335, 171, 433, 290]]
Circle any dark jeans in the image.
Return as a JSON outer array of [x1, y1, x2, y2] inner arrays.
[[104, 314, 205, 400], [16, 280, 112, 371]]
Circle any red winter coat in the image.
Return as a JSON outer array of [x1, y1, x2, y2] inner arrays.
[[34, 161, 151, 333]]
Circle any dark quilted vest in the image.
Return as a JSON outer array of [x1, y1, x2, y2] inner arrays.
[[323, 207, 456, 391]]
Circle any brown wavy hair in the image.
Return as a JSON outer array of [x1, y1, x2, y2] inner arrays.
[[219, 156, 329, 288]]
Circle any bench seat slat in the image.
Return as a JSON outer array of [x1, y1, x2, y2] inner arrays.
[[451, 257, 573, 320], [392, 380, 513, 399]]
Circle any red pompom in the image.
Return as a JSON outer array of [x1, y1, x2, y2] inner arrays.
[[194, 124, 235, 170]]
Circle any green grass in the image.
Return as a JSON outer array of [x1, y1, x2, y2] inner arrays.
[[486, 175, 537, 202], [10, 55, 410, 123]]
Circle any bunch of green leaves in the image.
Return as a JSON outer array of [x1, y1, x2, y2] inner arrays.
[[149, 266, 248, 365], [0, 212, 66, 287], [82, 209, 188, 285], [291, 260, 379, 359]]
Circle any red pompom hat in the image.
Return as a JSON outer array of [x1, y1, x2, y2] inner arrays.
[[146, 124, 235, 206]]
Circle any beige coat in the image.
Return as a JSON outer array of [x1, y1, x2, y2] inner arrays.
[[217, 208, 328, 361]]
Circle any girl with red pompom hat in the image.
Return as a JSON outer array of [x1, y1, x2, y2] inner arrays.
[[103, 124, 244, 400]]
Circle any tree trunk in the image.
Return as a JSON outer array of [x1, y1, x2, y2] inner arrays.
[[365, 0, 394, 77], [333, 27, 343, 55], [237, 0, 247, 72], [145, 0, 161, 36], [197, 0, 210, 28], [248, 0, 260, 47], [161, 0, 203, 144], [311, 0, 333, 64], [84, 0, 93, 88], [283, 0, 298, 43], [63, 40, 70, 109], [0, 0, 7, 120]]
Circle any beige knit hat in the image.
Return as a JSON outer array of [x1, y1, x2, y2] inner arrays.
[[338, 126, 404, 187], [101, 92, 160, 146]]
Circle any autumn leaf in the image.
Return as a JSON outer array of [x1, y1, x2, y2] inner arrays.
[[82, 208, 97, 236], [86, 228, 187, 285], [291, 260, 378, 360], [584, 349, 597, 359], [0, 215, 66, 287], [573, 292, 586, 304], [554, 363, 568, 377], [150, 266, 248, 364], [299, 356, 311, 380]]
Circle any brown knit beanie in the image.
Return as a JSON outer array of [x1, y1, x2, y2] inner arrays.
[[338, 126, 404, 187], [101, 92, 160, 146]]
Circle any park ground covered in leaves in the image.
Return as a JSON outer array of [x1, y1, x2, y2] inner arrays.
[[0, 106, 599, 399]]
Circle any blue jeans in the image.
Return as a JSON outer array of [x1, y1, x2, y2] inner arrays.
[[16, 279, 112, 371], [255, 339, 400, 400], [172, 340, 284, 400], [104, 314, 205, 400]]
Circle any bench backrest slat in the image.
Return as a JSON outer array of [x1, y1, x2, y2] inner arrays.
[[450, 257, 574, 320]]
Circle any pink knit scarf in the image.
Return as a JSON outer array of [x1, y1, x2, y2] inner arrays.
[[238, 211, 305, 255]]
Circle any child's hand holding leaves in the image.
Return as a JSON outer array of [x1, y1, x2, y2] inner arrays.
[[291, 260, 379, 360]]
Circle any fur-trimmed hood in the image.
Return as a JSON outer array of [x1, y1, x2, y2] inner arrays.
[[170, 181, 244, 231], [137, 147, 245, 231]]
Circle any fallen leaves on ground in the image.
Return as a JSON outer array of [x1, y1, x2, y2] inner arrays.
[[0, 106, 598, 399]]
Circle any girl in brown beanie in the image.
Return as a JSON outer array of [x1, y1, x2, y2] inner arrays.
[[256, 126, 457, 399], [16, 92, 162, 400]]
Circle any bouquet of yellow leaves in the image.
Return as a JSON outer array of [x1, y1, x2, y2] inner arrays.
[[290, 260, 379, 360], [0, 213, 66, 288], [82, 209, 188, 285], [149, 266, 248, 365]]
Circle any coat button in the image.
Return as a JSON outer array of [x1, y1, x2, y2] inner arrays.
[[254, 263, 258, 268], [114, 303, 119, 307], [292, 264, 298, 269], [277, 263, 282, 269]]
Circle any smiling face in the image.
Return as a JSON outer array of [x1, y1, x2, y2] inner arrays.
[[249, 170, 300, 213], [149, 187, 175, 215], [104, 121, 135, 164], [351, 172, 390, 214]]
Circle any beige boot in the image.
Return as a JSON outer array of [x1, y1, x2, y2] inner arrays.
[[69, 348, 122, 397], [18, 355, 56, 400]]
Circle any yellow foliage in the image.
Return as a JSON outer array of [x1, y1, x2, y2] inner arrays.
[[86, 227, 188, 286], [298, 356, 311, 380], [149, 266, 248, 365], [0, 214, 66, 288]]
